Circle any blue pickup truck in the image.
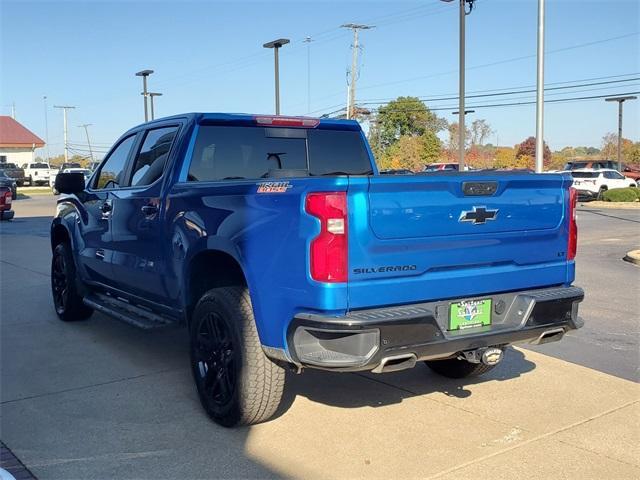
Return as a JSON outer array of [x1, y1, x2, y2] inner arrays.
[[51, 113, 583, 427]]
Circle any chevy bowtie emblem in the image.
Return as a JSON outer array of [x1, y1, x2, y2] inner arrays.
[[459, 206, 498, 224]]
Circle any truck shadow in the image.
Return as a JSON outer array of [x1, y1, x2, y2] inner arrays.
[[275, 348, 536, 417]]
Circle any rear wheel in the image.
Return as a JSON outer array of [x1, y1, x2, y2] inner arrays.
[[190, 286, 285, 427], [425, 352, 503, 379], [51, 242, 93, 321]]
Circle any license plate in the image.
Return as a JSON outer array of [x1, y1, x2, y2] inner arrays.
[[449, 299, 492, 331]]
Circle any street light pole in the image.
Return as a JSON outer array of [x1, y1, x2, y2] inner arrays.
[[148, 92, 163, 120], [78, 124, 94, 163], [605, 95, 637, 171], [535, 0, 545, 173], [135, 70, 154, 122], [263, 39, 290, 115], [53, 105, 76, 163], [458, 0, 466, 170]]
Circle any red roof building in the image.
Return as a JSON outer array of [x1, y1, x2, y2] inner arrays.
[[0, 116, 45, 167], [0, 116, 45, 148]]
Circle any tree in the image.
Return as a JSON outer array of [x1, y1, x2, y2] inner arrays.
[[469, 119, 493, 146], [377, 96, 447, 149], [515, 136, 551, 166], [376, 132, 442, 172], [447, 122, 471, 152], [601, 132, 618, 159], [494, 147, 517, 169]]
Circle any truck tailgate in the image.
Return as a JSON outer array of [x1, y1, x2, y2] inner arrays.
[[347, 172, 574, 309]]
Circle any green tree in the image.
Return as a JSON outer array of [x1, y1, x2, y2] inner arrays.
[[377, 96, 447, 149], [377, 132, 442, 172], [494, 147, 517, 169]]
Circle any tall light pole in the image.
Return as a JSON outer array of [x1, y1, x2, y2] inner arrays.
[[605, 95, 637, 171], [535, 0, 545, 173], [43, 96, 50, 162], [53, 105, 76, 163], [341, 24, 374, 120], [441, 0, 475, 169], [78, 124, 94, 163], [135, 69, 154, 122], [263, 39, 290, 115], [148, 92, 163, 120]]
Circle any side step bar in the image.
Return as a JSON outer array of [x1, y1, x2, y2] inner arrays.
[[83, 292, 177, 330]]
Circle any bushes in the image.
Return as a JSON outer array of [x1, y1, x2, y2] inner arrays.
[[602, 187, 639, 202]]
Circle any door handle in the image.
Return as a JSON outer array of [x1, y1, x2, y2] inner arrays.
[[141, 204, 158, 216], [100, 202, 112, 213]]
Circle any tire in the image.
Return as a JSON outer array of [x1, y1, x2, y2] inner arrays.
[[190, 286, 285, 427], [51, 242, 93, 321], [597, 186, 607, 200], [28, 176, 32, 186], [425, 352, 503, 379]]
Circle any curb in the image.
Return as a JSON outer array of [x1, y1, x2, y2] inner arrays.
[[623, 250, 640, 266]]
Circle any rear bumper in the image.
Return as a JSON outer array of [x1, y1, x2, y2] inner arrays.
[[286, 286, 584, 372], [0, 209, 15, 220], [575, 189, 598, 200]]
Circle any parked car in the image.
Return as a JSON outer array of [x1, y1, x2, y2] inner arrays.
[[52, 168, 92, 195], [423, 162, 460, 172], [22, 161, 57, 186], [570, 168, 637, 200], [51, 113, 584, 427], [0, 185, 14, 220], [564, 160, 640, 181], [0, 163, 26, 186], [0, 170, 18, 199], [59, 162, 82, 171]]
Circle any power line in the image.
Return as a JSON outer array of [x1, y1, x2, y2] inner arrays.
[[307, 73, 640, 115]]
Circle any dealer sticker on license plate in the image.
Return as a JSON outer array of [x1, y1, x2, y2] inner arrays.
[[449, 299, 492, 331]]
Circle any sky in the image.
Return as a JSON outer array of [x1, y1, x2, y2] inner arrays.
[[1, 0, 639, 159]]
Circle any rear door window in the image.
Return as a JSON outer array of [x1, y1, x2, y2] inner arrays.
[[188, 126, 372, 181], [129, 126, 179, 186]]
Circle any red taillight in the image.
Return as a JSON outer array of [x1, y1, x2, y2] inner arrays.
[[305, 192, 348, 283], [0, 189, 10, 209], [254, 115, 320, 128], [568, 187, 578, 260]]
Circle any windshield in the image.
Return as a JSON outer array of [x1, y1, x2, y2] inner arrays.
[[188, 126, 373, 181], [571, 172, 600, 178]]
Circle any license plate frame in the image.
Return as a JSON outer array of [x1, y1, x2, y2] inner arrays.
[[449, 298, 492, 331]]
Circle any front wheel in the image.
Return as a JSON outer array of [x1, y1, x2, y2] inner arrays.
[[190, 286, 285, 427], [51, 242, 93, 321]]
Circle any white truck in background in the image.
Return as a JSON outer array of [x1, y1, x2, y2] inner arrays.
[[21, 162, 58, 186]]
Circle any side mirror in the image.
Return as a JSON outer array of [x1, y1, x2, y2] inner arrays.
[[55, 172, 85, 194]]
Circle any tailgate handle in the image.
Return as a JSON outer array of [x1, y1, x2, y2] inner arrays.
[[462, 181, 498, 196]]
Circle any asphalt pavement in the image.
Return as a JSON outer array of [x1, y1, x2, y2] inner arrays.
[[1, 195, 638, 479]]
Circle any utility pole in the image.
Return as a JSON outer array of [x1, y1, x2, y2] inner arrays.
[[54, 105, 76, 163], [263, 39, 290, 115], [303, 36, 313, 113], [78, 124, 94, 163], [341, 23, 374, 120], [535, 0, 545, 173], [605, 95, 637, 171], [43, 96, 51, 162], [148, 92, 163, 120], [135, 70, 154, 122]]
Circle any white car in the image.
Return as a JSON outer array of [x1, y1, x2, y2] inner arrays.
[[571, 168, 637, 200]]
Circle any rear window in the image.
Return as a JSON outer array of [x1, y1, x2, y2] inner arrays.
[[30, 163, 49, 168], [188, 126, 372, 181], [565, 162, 589, 170], [571, 172, 600, 178]]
